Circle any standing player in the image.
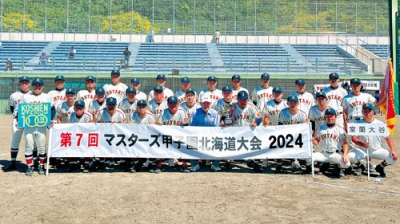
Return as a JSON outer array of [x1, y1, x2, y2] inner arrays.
[[251, 73, 274, 112], [148, 86, 168, 124], [148, 74, 174, 101], [263, 87, 287, 126], [290, 78, 315, 117], [118, 87, 137, 123], [348, 103, 398, 177], [309, 91, 329, 137], [76, 75, 97, 110], [311, 108, 350, 177], [130, 78, 147, 101], [88, 87, 107, 122], [231, 74, 249, 100], [213, 86, 237, 127], [103, 70, 128, 105], [56, 88, 76, 123], [322, 72, 348, 128], [180, 88, 201, 124], [175, 77, 196, 103], [198, 76, 223, 106], [6, 76, 32, 170], [21, 78, 55, 176], [48, 75, 67, 110]]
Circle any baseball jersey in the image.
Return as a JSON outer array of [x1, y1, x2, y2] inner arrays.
[[315, 124, 347, 153], [76, 89, 96, 110], [251, 86, 274, 112], [308, 105, 329, 135], [290, 91, 315, 117], [68, 111, 93, 123], [212, 98, 237, 121], [232, 102, 261, 127], [118, 98, 137, 123], [135, 91, 147, 101], [88, 100, 106, 121], [180, 102, 201, 124], [57, 102, 75, 123], [21, 92, 54, 113], [232, 87, 249, 100], [148, 87, 174, 101], [353, 119, 390, 151], [263, 99, 288, 126], [160, 108, 188, 126], [322, 86, 348, 112], [278, 108, 308, 125], [198, 89, 223, 106], [147, 100, 168, 123], [48, 88, 66, 109], [342, 93, 376, 119], [9, 90, 32, 117], [103, 82, 128, 104], [131, 111, 156, 125], [97, 108, 126, 123], [175, 89, 198, 104]]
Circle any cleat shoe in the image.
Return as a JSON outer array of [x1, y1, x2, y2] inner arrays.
[[339, 169, 345, 178], [375, 165, 386, 178], [181, 164, 190, 173], [25, 166, 34, 176], [190, 164, 200, 172], [83, 165, 90, 173], [253, 163, 264, 173], [274, 164, 283, 173], [304, 165, 312, 174], [130, 167, 137, 173], [33, 158, 40, 169], [354, 164, 365, 176], [5, 162, 17, 171], [211, 165, 221, 172], [318, 163, 329, 175], [261, 160, 269, 168], [224, 161, 233, 170], [292, 160, 302, 170], [246, 160, 255, 168], [38, 165, 45, 175]]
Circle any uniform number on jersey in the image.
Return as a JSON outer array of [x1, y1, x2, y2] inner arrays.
[[269, 134, 303, 149]]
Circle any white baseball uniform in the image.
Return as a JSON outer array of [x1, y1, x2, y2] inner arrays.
[[97, 107, 126, 123], [48, 88, 66, 109], [76, 89, 96, 111], [134, 91, 147, 101], [103, 82, 128, 105], [232, 102, 261, 127], [131, 111, 156, 125], [308, 105, 329, 136], [323, 86, 347, 128], [147, 100, 168, 123], [232, 87, 249, 100], [148, 87, 174, 102], [180, 102, 201, 124], [251, 86, 274, 112], [8, 89, 31, 149], [263, 99, 288, 126], [278, 108, 308, 125], [342, 92, 376, 122], [175, 89, 198, 104], [56, 102, 75, 123], [118, 98, 137, 123], [68, 111, 93, 123], [160, 108, 188, 126], [290, 91, 315, 117], [198, 89, 223, 106]]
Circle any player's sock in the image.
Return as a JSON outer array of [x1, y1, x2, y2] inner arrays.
[[380, 160, 389, 167], [39, 153, 46, 165], [10, 148, 18, 162], [25, 154, 33, 166]]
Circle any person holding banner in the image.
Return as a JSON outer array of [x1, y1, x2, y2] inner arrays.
[[180, 88, 201, 124], [6, 76, 32, 171], [148, 74, 174, 102], [56, 88, 76, 123], [347, 103, 398, 178], [76, 76, 97, 111], [263, 87, 287, 126], [21, 77, 55, 176], [311, 108, 350, 177], [290, 78, 315, 117], [48, 75, 67, 110], [118, 87, 137, 124], [103, 70, 128, 105], [130, 78, 147, 101], [148, 86, 168, 124], [198, 76, 223, 106], [88, 87, 107, 123], [251, 73, 274, 112]]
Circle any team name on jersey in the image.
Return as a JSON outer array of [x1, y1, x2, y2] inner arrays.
[[53, 95, 66, 101], [299, 98, 312, 105], [349, 101, 365, 108], [107, 89, 123, 95], [151, 109, 163, 115], [258, 93, 273, 99], [281, 119, 302, 125], [82, 94, 96, 100], [268, 110, 280, 115], [235, 114, 253, 120], [320, 133, 339, 141], [122, 109, 135, 114], [314, 116, 325, 121], [163, 120, 182, 126], [178, 97, 186, 104], [209, 95, 221, 101], [327, 95, 342, 101]]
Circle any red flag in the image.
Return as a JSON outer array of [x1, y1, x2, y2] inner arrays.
[[379, 59, 396, 135]]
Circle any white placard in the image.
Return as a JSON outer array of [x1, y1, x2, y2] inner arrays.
[[347, 123, 389, 136]]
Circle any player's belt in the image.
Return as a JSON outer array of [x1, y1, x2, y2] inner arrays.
[[324, 150, 339, 154], [349, 116, 362, 120]]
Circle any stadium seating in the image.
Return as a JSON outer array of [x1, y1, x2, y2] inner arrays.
[[360, 44, 389, 58], [0, 41, 50, 70]]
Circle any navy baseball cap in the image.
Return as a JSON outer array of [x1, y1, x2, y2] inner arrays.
[[325, 108, 337, 115], [363, 103, 374, 110], [32, 77, 44, 85], [156, 74, 166, 80], [111, 70, 120, 76], [126, 87, 137, 94], [295, 78, 306, 85], [106, 97, 117, 105], [329, 73, 339, 79], [181, 77, 190, 83], [74, 100, 85, 107], [85, 76, 96, 82], [66, 88, 76, 95], [137, 100, 147, 106], [186, 88, 195, 94], [19, 76, 30, 83], [222, 86, 233, 92], [55, 75, 65, 81], [153, 86, 164, 92], [351, 78, 361, 84], [167, 96, 178, 104], [232, 74, 241, 80], [237, 91, 249, 100], [261, 73, 270, 79], [95, 87, 105, 95], [273, 87, 283, 93], [131, 78, 140, 83], [287, 95, 299, 102], [207, 76, 217, 81], [316, 91, 327, 98]]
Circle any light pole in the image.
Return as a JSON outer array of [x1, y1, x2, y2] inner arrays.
[[66, 0, 69, 33]]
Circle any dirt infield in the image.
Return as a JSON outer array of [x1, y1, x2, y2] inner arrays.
[[0, 114, 399, 223]]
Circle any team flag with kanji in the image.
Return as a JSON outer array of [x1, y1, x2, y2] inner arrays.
[[379, 59, 396, 135]]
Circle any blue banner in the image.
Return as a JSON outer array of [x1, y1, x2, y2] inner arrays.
[[18, 103, 51, 128]]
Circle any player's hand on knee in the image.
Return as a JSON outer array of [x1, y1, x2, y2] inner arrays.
[[391, 151, 398, 161]]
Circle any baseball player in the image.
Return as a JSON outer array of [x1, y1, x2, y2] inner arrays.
[[311, 108, 350, 177], [103, 70, 128, 105], [309, 91, 330, 137], [251, 73, 274, 112], [212, 86, 237, 127], [276, 95, 309, 173], [48, 75, 67, 109], [263, 87, 288, 126], [76, 75, 97, 110], [21, 77, 55, 176], [118, 87, 137, 123], [322, 72, 348, 128], [148, 74, 174, 101], [147, 86, 168, 124], [130, 78, 147, 101], [6, 76, 32, 170], [290, 78, 315, 117], [56, 88, 76, 123], [88, 87, 107, 122], [175, 77, 197, 103], [231, 74, 249, 100], [198, 76, 223, 106], [348, 103, 398, 178], [180, 87, 201, 124]]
